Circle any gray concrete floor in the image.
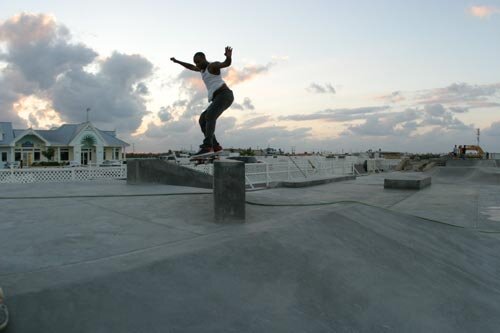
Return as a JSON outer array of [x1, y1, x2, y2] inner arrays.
[[1, 165, 500, 332]]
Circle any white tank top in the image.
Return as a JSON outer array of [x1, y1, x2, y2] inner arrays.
[[201, 64, 226, 102]]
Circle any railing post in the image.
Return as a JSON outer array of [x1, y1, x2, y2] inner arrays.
[[266, 163, 270, 187]]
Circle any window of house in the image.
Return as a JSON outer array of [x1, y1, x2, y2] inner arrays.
[[114, 149, 120, 160], [34, 151, 41, 161], [60, 149, 69, 161], [15, 152, 21, 161], [1, 152, 7, 162], [103, 151, 106, 160]]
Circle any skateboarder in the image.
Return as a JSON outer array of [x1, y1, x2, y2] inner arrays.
[[0, 287, 8, 331], [171, 46, 234, 157]]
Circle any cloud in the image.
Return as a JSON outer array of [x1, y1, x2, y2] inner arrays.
[[142, 115, 238, 149], [49, 52, 154, 131], [346, 116, 397, 137], [377, 90, 405, 103], [158, 106, 173, 122], [424, 104, 446, 117], [223, 62, 275, 85], [307, 82, 336, 94], [0, 13, 154, 133], [221, 125, 313, 149], [281, 106, 389, 122], [305, 125, 483, 154], [335, 104, 473, 137], [469, 5, 500, 18], [483, 121, 500, 136], [168, 70, 211, 118], [0, 13, 65, 46], [449, 106, 469, 113], [0, 65, 38, 124], [135, 82, 149, 95], [416, 82, 500, 106], [145, 118, 197, 138], [232, 97, 255, 110], [240, 115, 271, 128], [0, 13, 97, 89], [242, 97, 255, 110], [378, 82, 500, 111]]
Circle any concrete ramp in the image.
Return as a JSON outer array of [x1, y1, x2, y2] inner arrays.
[[6, 203, 500, 332], [127, 159, 213, 189], [445, 159, 497, 167], [428, 166, 500, 185]]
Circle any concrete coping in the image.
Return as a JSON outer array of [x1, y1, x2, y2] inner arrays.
[[384, 173, 431, 190]]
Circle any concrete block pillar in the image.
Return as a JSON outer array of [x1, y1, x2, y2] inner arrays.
[[213, 160, 245, 222]]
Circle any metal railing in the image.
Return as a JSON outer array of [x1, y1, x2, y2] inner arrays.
[[186, 159, 355, 188]]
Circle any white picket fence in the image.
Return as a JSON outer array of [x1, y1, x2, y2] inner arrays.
[[0, 166, 126, 184]]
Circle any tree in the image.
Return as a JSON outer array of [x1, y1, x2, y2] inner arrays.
[[240, 147, 255, 156], [42, 147, 55, 161], [81, 135, 96, 148]]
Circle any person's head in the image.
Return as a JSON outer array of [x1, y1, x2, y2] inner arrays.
[[193, 52, 208, 69]]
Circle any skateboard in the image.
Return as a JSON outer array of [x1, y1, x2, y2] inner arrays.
[[189, 152, 221, 165]]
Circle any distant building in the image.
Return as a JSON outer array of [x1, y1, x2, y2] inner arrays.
[[0, 121, 129, 167], [379, 152, 403, 159]]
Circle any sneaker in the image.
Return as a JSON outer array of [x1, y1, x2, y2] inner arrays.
[[0, 288, 8, 331], [191, 146, 214, 159], [213, 145, 223, 154]]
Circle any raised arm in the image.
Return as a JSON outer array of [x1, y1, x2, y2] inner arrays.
[[208, 46, 233, 73], [170, 57, 200, 72]]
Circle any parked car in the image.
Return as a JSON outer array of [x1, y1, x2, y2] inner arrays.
[[226, 156, 261, 164], [66, 160, 81, 168], [99, 160, 122, 167], [4, 161, 20, 169]]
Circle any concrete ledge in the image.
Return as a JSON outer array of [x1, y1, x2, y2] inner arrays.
[[127, 159, 213, 189], [384, 173, 431, 190], [214, 160, 245, 222], [277, 175, 356, 188]]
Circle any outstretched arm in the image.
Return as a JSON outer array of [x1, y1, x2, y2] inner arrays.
[[170, 57, 200, 72], [208, 46, 233, 72]]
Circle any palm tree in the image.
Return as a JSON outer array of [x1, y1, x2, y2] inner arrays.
[[81, 135, 96, 148]]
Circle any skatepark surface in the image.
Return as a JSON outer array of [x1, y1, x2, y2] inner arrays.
[[1, 160, 500, 332]]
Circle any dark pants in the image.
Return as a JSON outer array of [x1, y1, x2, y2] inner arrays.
[[199, 88, 234, 147]]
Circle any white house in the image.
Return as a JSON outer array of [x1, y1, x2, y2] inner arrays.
[[0, 121, 129, 168]]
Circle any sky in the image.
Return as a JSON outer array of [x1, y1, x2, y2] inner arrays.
[[1, 0, 500, 153]]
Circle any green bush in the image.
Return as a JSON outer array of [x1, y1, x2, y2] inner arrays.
[[31, 161, 62, 167]]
